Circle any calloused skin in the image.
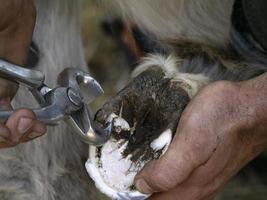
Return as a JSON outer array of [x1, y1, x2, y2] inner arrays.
[[134, 73, 267, 200], [0, 0, 46, 148]]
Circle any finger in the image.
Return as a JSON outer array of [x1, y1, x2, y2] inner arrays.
[[134, 138, 209, 194], [148, 175, 219, 200], [0, 126, 12, 148], [149, 191, 177, 200], [0, 125, 11, 148], [0, 98, 13, 142], [149, 139, 235, 200], [201, 193, 217, 200], [0, 123, 10, 139], [134, 110, 219, 194], [148, 177, 219, 200], [149, 184, 202, 200], [5, 108, 38, 144], [148, 180, 218, 200], [186, 137, 233, 186], [21, 120, 46, 142], [28, 120, 46, 139], [0, 97, 14, 147]]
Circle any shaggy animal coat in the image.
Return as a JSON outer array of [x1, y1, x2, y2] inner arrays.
[[116, 0, 264, 82], [0, 0, 264, 200]]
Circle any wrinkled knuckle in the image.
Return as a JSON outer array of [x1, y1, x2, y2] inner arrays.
[[208, 81, 238, 96], [184, 114, 202, 128], [189, 186, 204, 200], [199, 81, 240, 110], [149, 168, 177, 191], [186, 139, 218, 164], [210, 80, 231, 89], [181, 148, 205, 168], [181, 150, 198, 166], [16, 108, 35, 119], [191, 142, 204, 154]]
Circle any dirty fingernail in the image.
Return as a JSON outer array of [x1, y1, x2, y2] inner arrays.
[[28, 132, 43, 139], [135, 179, 153, 194], [18, 117, 33, 134]]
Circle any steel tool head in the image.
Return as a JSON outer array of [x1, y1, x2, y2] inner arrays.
[[57, 68, 104, 104], [57, 68, 110, 146]]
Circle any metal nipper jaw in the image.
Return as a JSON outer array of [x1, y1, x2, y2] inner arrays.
[[0, 59, 111, 146]]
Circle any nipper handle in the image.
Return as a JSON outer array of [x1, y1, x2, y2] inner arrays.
[[0, 59, 44, 88]]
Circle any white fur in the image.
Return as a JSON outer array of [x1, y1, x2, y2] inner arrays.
[[133, 54, 209, 98], [150, 129, 172, 154], [172, 73, 209, 98], [132, 54, 180, 78], [115, 0, 234, 47]]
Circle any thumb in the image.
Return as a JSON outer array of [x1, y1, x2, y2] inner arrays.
[[0, 97, 13, 141], [0, 97, 12, 110], [134, 120, 216, 194]]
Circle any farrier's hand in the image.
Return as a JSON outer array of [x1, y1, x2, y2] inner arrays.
[[134, 73, 267, 200], [0, 78, 46, 148], [0, 0, 46, 148]]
